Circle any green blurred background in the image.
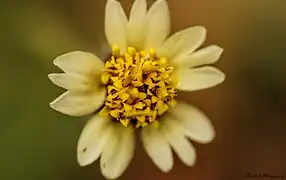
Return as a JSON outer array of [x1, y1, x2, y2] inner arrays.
[[1, 0, 286, 179]]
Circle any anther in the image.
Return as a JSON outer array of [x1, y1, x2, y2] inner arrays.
[[112, 46, 120, 57]]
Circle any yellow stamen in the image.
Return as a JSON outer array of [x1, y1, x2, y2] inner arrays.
[[119, 92, 130, 101], [128, 88, 139, 97], [144, 99, 151, 107], [110, 76, 119, 82], [123, 103, 132, 112], [113, 80, 122, 89], [134, 102, 145, 109], [101, 72, 110, 85], [109, 110, 120, 118], [127, 47, 136, 56], [139, 92, 147, 100], [99, 106, 109, 116], [112, 46, 120, 57], [151, 96, 158, 103], [120, 119, 130, 127], [132, 80, 144, 87], [149, 48, 156, 57], [137, 116, 146, 123]]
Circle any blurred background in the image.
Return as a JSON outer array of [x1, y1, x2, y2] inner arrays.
[[1, 0, 286, 179]]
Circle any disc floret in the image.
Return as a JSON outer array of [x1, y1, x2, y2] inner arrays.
[[100, 46, 178, 128]]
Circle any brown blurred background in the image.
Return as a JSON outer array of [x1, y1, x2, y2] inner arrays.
[[1, 0, 286, 179]]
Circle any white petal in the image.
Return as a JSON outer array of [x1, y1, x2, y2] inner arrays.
[[53, 51, 104, 76], [161, 117, 196, 166], [141, 126, 173, 172], [144, 0, 170, 50], [129, 0, 147, 22], [175, 45, 224, 67], [127, 0, 147, 49], [100, 125, 135, 179], [105, 0, 128, 52], [50, 89, 106, 116], [157, 26, 206, 61], [170, 135, 196, 166], [48, 73, 97, 91], [177, 66, 225, 91], [77, 115, 113, 166], [170, 102, 215, 144]]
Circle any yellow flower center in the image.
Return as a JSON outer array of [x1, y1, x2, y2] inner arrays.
[[100, 46, 178, 128]]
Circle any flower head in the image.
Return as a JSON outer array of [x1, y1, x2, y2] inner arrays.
[[49, 0, 225, 179]]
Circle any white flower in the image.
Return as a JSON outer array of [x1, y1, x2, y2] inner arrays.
[[48, 0, 225, 179]]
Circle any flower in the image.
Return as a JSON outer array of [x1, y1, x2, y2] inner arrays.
[[48, 0, 225, 179]]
